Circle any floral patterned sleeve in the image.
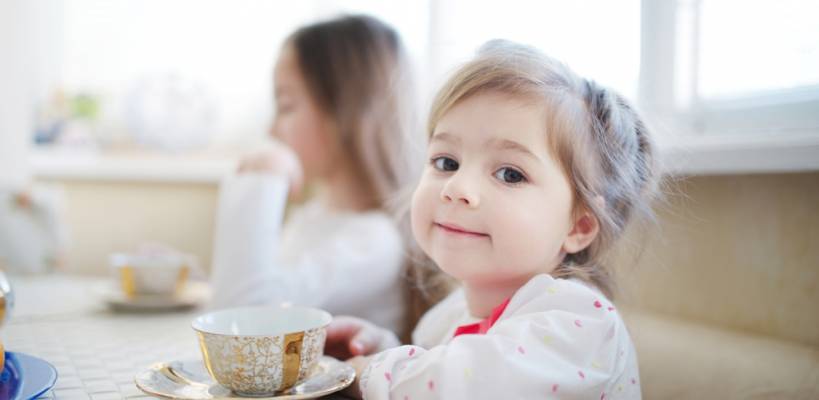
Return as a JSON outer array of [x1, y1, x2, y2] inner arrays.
[[360, 275, 642, 400]]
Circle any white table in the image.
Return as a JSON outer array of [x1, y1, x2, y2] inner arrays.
[[1, 273, 351, 400], [1, 273, 203, 399]]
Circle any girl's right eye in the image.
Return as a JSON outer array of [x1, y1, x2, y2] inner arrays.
[[277, 104, 294, 114], [431, 156, 459, 172]]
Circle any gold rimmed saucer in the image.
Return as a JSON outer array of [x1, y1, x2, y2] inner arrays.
[[135, 356, 355, 399], [99, 281, 210, 312]]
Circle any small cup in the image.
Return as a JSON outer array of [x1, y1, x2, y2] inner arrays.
[[109, 253, 191, 298], [192, 305, 331, 396]]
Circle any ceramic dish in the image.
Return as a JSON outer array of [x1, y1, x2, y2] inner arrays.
[[0, 352, 58, 400], [135, 356, 354, 399], [99, 281, 210, 312]]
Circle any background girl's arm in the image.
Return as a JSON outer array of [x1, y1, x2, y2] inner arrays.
[[214, 215, 402, 307], [209, 180, 404, 330]]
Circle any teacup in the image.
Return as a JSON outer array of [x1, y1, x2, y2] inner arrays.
[[109, 252, 191, 298], [191, 305, 331, 396]]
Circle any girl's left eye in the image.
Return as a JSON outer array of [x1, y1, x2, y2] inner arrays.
[[432, 156, 459, 172], [276, 103, 294, 114], [494, 167, 527, 184]]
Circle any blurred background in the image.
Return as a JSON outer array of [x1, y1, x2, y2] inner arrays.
[[3, 0, 817, 270], [0, 0, 818, 397]]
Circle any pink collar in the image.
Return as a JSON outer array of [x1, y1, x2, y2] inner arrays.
[[453, 297, 511, 337]]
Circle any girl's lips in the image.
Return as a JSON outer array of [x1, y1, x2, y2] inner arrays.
[[434, 222, 489, 238]]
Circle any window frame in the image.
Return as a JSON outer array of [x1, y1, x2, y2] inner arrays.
[[637, 0, 819, 175]]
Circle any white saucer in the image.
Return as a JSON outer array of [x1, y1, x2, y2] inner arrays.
[[99, 281, 210, 312], [135, 356, 355, 399]]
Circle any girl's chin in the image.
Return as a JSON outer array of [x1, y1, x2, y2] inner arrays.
[[432, 261, 470, 278], [435, 263, 491, 283]]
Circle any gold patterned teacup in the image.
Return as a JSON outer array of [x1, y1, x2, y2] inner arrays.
[[191, 305, 331, 396], [109, 253, 190, 298]]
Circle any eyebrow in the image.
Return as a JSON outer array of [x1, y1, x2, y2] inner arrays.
[[431, 132, 542, 163], [430, 131, 460, 144], [486, 138, 542, 162]]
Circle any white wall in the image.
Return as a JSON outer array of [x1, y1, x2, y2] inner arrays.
[[0, 0, 63, 189], [0, 0, 33, 188]]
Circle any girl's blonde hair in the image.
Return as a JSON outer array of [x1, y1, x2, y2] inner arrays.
[[287, 15, 421, 211], [427, 40, 660, 299]]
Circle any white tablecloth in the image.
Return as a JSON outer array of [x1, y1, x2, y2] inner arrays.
[[2, 274, 353, 400], [2, 273, 202, 399]]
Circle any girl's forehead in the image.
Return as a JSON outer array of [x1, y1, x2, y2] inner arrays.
[[434, 93, 549, 146]]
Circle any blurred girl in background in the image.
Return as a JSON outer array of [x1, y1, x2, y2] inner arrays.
[[210, 15, 443, 336]]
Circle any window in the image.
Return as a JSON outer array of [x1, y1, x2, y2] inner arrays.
[[426, 0, 641, 98], [23, 0, 819, 177], [43, 0, 642, 151], [671, 0, 819, 136], [698, 0, 819, 99], [51, 0, 317, 148]]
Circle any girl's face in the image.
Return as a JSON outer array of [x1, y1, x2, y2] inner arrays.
[[271, 44, 335, 180], [411, 93, 585, 288]]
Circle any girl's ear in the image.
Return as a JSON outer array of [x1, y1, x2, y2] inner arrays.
[[561, 196, 603, 254]]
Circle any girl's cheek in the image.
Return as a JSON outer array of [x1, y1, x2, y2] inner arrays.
[[420, 180, 441, 206], [410, 195, 427, 247]]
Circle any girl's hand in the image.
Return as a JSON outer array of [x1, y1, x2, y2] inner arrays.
[[325, 316, 400, 360], [237, 140, 304, 197], [341, 355, 371, 399]]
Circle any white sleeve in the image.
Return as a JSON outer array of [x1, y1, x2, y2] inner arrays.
[[361, 288, 641, 399], [213, 216, 403, 310], [208, 175, 404, 317]]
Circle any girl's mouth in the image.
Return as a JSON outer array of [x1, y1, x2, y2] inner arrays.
[[434, 222, 489, 238]]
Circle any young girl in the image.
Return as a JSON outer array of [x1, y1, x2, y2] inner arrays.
[[209, 15, 423, 334], [328, 40, 659, 399]]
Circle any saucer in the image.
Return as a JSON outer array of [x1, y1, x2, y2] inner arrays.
[[0, 352, 58, 399], [100, 281, 210, 312], [135, 356, 355, 399]]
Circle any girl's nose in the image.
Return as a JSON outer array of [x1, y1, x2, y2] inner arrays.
[[440, 173, 480, 208]]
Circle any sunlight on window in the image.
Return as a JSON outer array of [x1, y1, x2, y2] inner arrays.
[[699, 0, 819, 99], [53, 0, 641, 149], [61, 0, 315, 146], [429, 0, 641, 99]]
